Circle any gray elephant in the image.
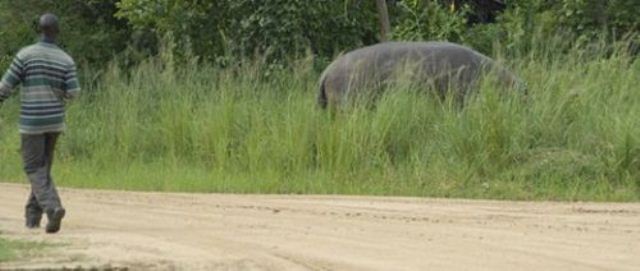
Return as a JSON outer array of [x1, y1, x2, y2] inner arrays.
[[317, 41, 525, 108]]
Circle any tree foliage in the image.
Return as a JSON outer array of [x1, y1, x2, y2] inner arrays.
[[557, 0, 640, 36], [392, 0, 469, 43], [0, 0, 638, 68], [116, 0, 378, 64], [0, 0, 131, 67]]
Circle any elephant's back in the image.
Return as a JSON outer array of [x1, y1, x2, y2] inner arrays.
[[344, 41, 491, 67], [326, 41, 493, 83]]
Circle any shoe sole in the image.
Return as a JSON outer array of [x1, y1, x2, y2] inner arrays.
[[26, 216, 41, 229], [26, 223, 40, 229], [45, 209, 66, 234]]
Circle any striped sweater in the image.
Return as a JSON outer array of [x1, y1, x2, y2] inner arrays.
[[0, 41, 80, 134]]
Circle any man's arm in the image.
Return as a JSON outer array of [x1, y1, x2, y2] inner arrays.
[[0, 56, 24, 103], [63, 62, 80, 100]]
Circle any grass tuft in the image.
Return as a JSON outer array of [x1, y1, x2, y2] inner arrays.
[[0, 44, 638, 201]]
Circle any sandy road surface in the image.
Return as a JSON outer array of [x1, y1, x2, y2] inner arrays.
[[0, 183, 638, 270]]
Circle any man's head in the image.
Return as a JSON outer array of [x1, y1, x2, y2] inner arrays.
[[39, 13, 59, 41]]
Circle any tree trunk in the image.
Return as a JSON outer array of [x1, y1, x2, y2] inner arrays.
[[375, 0, 391, 42]]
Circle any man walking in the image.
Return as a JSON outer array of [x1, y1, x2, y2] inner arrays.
[[0, 13, 80, 233]]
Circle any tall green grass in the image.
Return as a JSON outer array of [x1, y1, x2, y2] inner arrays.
[[1, 45, 638, 201]]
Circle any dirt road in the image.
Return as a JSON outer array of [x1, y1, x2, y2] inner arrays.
[[0, 183, 638, 270]]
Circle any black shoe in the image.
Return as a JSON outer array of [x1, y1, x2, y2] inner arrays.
[[25, 216, 41, 229], [45, 208, 66, 234]]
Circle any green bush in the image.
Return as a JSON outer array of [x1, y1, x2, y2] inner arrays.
[[392, 0, 469, 43], [556, 0, 640, 36], [116, 0, 379, 64], [485, 0, 640, 55], [0, 0, 131, 66], [2, 0, 638, 67]]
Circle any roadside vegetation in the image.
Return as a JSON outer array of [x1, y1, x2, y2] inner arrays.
[[1, 38, 638, 201], [0, 1, 638, 201]]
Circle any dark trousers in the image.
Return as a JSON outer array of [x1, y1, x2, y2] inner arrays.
[[22, 133, 63, 220]]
